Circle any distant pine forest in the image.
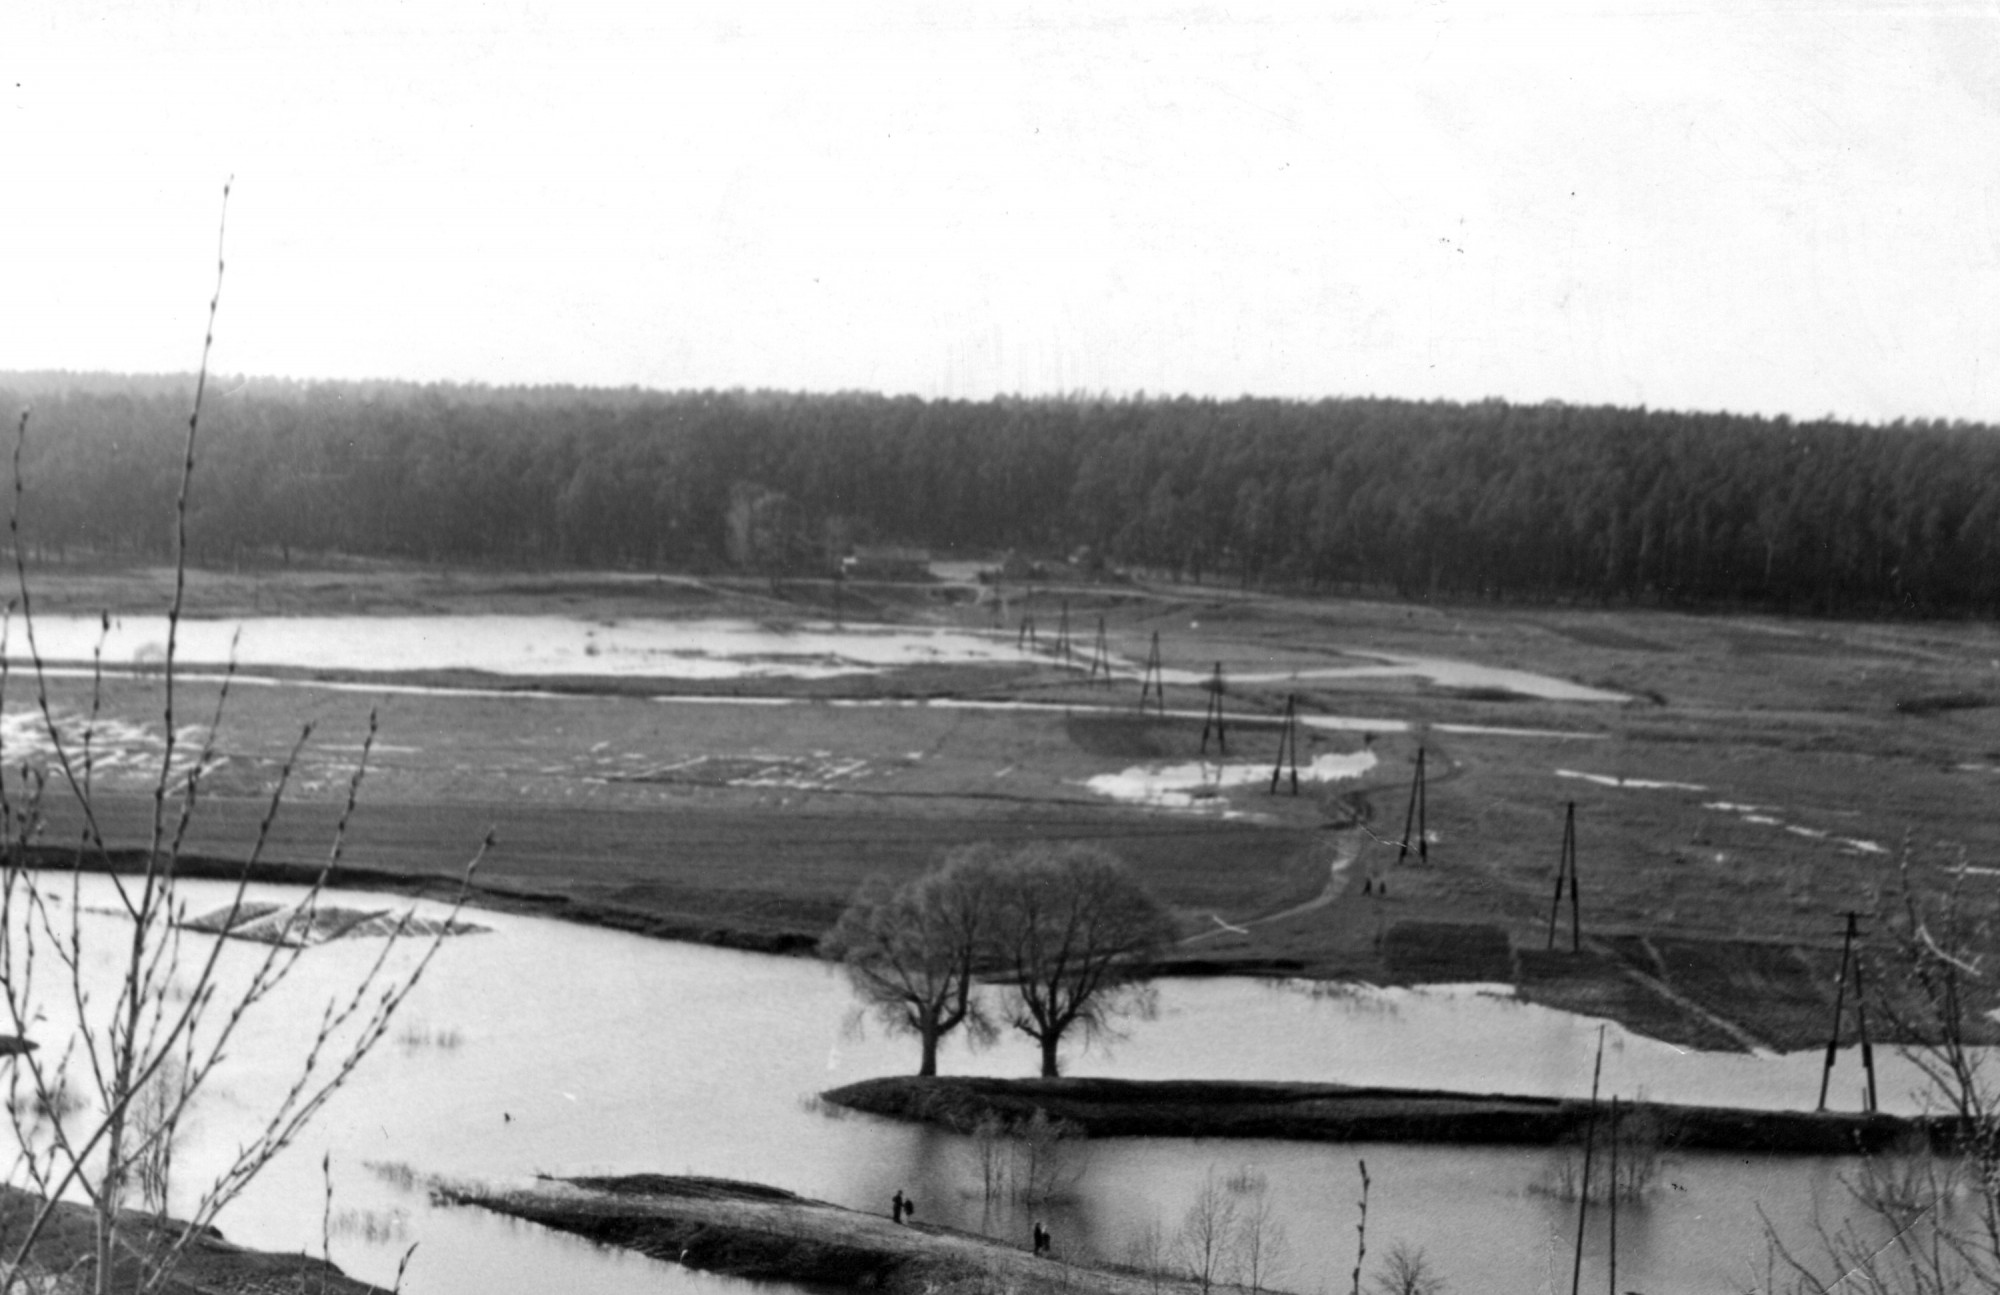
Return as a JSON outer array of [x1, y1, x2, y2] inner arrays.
[[7, 372, 2000, 617]]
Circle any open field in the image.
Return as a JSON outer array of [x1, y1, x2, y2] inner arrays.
[[13, 557, 2000, 1054]]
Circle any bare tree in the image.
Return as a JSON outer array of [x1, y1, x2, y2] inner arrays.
[[821, 847, 1001, 1076], [960, 1107, 1088, 1208], [988, 844, 1175, 1079], [0, 183, 483, 1295], [1119, 1213, 1171, 1295], [1234, 1179, 1289, 1295], [1011, 1108, 1087, 1206], [1172, 1169, 1240, 1295], [1370, 1241, 1447, 1295]]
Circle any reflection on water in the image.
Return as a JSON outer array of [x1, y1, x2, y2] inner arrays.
[[2, 877, 1925, 1295]]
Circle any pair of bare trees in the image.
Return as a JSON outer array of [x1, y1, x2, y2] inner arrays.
[[1167, 1168, 1288, 1295], [0, 186, 480, 1294], [821, 842, 1176, 1078]]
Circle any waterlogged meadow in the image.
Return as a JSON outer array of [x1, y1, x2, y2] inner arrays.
[[4, 615, 1037, 680], [2, 613, 1637, 705]]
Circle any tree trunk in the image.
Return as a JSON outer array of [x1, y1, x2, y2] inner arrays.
[[918, 1030, 939, 1077], [1039, 1033, 1060, 1078]]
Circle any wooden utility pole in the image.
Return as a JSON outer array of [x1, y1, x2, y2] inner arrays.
[[1571, 1026, 1606, 1295], [1017, 608, 1039, 651], [1087, 617, 1112, 686], [1269, 694, 1301, 795], [1547, 801, 1581, 953], [1200, 662, 1228, 755], [1055, 599, 1072, 662], [1817, 911, 1879, 1113], [1138, 631, 1166, 716], [1607, 1095, 1619, 1295], [1395, 747, 1428, 867]]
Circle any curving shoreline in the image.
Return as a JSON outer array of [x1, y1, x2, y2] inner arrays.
[[440, 1172, 1279, 1294], [17, 851, 1947, 1056]]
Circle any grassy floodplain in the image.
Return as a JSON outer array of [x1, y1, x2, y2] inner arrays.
[[14, 556, 2000, 1054]]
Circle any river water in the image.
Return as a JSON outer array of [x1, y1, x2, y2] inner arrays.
[[0, 877, 1928, 1295]]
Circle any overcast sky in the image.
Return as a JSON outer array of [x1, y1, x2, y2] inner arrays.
[[4, 1, 1997, 423]]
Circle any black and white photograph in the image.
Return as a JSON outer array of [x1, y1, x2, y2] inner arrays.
[[4, 3, 2000, 1293]]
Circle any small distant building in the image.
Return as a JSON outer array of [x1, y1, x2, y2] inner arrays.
[[1069, 545, 1105, 575], [842, 546, 931, 581]]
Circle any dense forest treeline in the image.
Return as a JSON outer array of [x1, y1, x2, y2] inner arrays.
[[6, 373, 2000, 616]]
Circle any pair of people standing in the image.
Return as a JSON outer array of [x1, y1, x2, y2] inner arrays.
[[889, 1189, 1049, 1259]]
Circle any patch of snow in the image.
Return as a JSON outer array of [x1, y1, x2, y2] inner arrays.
[[1556, 769, 1708, 791], [1435, 723, 1606, 739], [1151, 653, 1627, 703], [1087, 750, 1377, 812], [0, 709, 212, 785], [1703, 798, 1887, 856]]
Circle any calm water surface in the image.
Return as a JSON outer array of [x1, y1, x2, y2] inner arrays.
[[5, 879, 1915, 1295]]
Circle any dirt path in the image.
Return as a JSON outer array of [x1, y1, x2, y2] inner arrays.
[[1252, 827, 1364, 924], [1604, 936, 1775, 1053], [1181, 827, 1365, 946]]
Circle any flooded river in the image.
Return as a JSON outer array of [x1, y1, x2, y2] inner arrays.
[[6, 613, 1626, 702], [1, 878, 1928, 1295]]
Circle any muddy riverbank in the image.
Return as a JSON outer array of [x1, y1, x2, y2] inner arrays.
[[442, 1173, 1269, 1295], [0, 1185, 384, 1295]]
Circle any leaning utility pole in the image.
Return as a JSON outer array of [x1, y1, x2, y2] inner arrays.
[[1199, 662, 1227, 755], [1547, 801, 1582, 953], [1570, 1025, 1606, 1295], [1607, 1095, 1620, 1295]]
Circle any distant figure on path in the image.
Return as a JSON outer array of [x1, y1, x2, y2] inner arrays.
[[1032, 1221, 1050, 1256], [892, 1189, 916, 1223]]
